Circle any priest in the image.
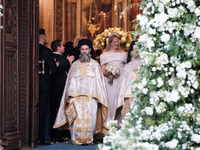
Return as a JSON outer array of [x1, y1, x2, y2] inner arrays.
[[53, 39, 109, 145]]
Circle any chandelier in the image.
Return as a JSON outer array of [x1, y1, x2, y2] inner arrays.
[[88, 0, 99, 37]]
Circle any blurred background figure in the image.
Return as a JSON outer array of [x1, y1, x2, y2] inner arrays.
[[38, 29, 58, 145], [73, 36, 85, 61], [63, 41, 74, 58], [115, 40, 142, 123], [95, 49, 102, 64], [50, 40, 74, 143], [127, 40, 137, 63]]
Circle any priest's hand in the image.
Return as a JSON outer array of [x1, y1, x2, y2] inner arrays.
[[67, 98, 71, 103], [95, 99, 99, 103]]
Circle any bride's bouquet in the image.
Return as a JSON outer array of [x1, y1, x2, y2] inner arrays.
[[105, 64, 120, 84]]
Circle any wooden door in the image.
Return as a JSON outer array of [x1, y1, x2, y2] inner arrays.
[[0, 0, 39, 149]]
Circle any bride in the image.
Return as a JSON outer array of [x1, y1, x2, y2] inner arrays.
[[100, 33, 127, 120]]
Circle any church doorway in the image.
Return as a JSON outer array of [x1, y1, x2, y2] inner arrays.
[[0, 0, 141, 149], [0, 0, 39, 149]]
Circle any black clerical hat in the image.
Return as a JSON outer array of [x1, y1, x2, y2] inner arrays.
[[78, 39, 92, 49]]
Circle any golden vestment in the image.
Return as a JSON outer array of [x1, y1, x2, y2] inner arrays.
[[53, 59, 109, 144]]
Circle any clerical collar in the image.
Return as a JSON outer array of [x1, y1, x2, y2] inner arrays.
[[53, 52, 62, 55]]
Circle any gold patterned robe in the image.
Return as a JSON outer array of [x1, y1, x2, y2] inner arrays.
[[53, 59, 109, 144]]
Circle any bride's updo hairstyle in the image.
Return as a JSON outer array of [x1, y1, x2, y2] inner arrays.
[[106, 33, 120, 50]]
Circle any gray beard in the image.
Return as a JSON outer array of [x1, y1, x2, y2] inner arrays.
[[79, 53, 91, 62]]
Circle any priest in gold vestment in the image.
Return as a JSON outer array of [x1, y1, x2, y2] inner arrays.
[[53, 39, 109, 145]]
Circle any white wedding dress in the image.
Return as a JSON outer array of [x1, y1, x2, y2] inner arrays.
[[114, 58, 142, 121], [100, 52, 127, 119]]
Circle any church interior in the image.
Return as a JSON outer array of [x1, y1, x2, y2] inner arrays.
[[0, 0, 141, 149]]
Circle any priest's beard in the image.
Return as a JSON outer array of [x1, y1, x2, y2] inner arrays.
[[79, 53, 91, 62]]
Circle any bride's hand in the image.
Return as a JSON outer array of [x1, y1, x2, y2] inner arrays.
[[107, 74, 113, 79]]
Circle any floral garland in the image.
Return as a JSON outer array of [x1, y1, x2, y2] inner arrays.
[[98, 0, 200, 149], [93, 27, 134, 51], [0, 5, 3, 29]]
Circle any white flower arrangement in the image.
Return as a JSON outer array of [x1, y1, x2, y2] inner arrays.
[[93, 27, 134, 51], [98, 0, 200, 149], [105, 64, 120, 84], [0, 5, 3, 29]]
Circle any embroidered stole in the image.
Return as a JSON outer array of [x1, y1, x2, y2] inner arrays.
[[73, 96, 93, 144]]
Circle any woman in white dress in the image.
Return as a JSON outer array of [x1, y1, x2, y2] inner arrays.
[[115, 42, 142, 123], [100, 33, 127, 120]]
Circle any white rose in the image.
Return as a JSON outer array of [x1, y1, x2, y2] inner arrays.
[[178, 86, 190, 98], [158, 3, 164, 13], [191, 134, 200, 143], [138, 34, 149, 42], [145, 107, 153, 116], [143, 88, 148, 94], [162, 0, 170, 4], [153, 0, 159, 5], [168, 78, 174, 86], [170, 90, 180, 102], [149, 28, 156, 35], [170, 67, 174, 72], [154, 12, 169, 25], [168, 8, 178, 18], [152, 67, 157, 71], [193, 81, 199, 89], [195, 7, 200, 16], [157, 77, 164, 88], [165, 139, 178, 149], [194, 27, 200, 38], [102, 145, 111, 150], [152, 80, 156, 85], [177, 106, 184, 113], [161, 33, 170, 42], [142, 78, 147, 87], [147, 39, 155, 49], [183, 61, 192, 68]]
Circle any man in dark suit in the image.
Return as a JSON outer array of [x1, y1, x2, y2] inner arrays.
[[50, 40, 74, 142], [39, 29, 58, 145]]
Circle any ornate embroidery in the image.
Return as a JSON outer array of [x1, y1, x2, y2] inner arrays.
[[80, 62, 88, 79], [74, 96, 93, 144]]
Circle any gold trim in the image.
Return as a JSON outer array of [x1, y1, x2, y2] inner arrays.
[[53, 120, 67, 128], [66, 93, 108, 108], [80, 62, 88, 79], [116, 95, 134, 109], [65, 101, 78, 125]]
